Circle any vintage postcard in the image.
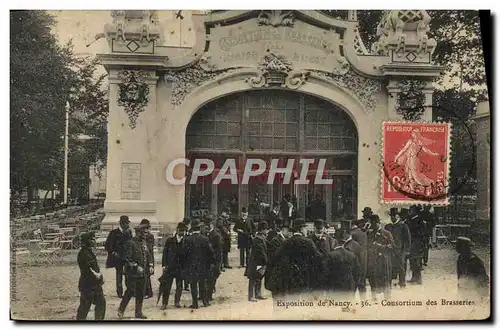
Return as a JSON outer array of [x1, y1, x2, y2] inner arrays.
[[10, 9, 491, 321]]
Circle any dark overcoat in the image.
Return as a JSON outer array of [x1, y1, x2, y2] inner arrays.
[[369, 227, 394, 290], [344, 238, 363, 286], [233, 217, 256, 249], [144, 233, 155, 298], [245, 235, 268, 280], [123, 237, 151, 277], [264, 233, 285, 290], [325, 246, 360, 293], [216, 218, 232, 253], [78, 246, 104, 293], [104, 228, 132, 268], [385, 221, 411, 273], [161, 235, 185, 276], [350, 227, 368, 284], [265, 210, 281, 230], [122, 237, 151, 296], [310, 233, 337, 255], [457, 253, 489, 296], [208, 228, 223, 278], [267, 234, 324, 295], [407, 215, 426, 259], [181, 232, 216, 282]]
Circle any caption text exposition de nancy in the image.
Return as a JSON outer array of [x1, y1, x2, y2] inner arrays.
[[275, 298, 477, 309]]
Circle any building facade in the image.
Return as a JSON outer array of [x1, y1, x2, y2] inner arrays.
[[97, 10, 442, 230]]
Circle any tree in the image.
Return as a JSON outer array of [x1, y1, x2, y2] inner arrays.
[[67, 57, 108, 201], [11, 11, 108, 207], [10, 11, 74, 203]]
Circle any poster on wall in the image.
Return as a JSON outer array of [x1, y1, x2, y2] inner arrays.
[[121, 163, 141, 200]]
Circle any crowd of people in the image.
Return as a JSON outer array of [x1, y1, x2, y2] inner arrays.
[[74, 204, 489, 320]]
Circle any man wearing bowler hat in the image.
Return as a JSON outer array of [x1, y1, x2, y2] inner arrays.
[[385, 208, 411, 288], [310, 219, 337, 255], [358, 207, 374, 229], [204, 215, 223, 302], [181, 219, 216, 308], [267, 219, 324, 296], [264, 223, 290, 293], [118, 222, 151, 319], [245, 221, 269, 301], [139, 219, 155, 299], [105, 215, 132, 298], [159, 222, 187, 310]]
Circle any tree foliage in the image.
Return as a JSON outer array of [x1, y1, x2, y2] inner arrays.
[[10, 10, 108, 204]]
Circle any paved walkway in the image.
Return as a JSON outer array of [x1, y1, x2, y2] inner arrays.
[[11, 247, 490, 320]]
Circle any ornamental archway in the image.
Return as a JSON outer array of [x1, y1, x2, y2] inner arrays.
[[184, 89, 358, 223]]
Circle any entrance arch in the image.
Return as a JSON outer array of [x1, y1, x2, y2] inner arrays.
[[184, 89, 358, 223], [156, 74, 383, 227]]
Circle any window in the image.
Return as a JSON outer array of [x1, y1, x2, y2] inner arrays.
[[186, 96, 241, 150], [247, 91, 299, 151], [304, 95, 357, 152]]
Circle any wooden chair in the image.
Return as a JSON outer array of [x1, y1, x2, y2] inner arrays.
[[434, 227, 453, 249]]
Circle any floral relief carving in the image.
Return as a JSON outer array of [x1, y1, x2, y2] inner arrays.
[[257, 10, 295, 27], [164, 64, 237, 106], [314, 69, 382, 112], [117, 70, 150, 129], [245, 51, 310, 90]]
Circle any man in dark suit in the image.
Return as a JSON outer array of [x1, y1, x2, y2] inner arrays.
[[182, 217, 191, 291], [217, 212, 232, 270], [76, 231, 106, 320], [267, 219, 324, 296], [160, 222, 187, 310], [310, 219, 337, 255], [139, 219, 154, 299], [264, 224, 290, 292], [325, 238, 360, 298], [385, 208, 411, 288], [233, 207, 256, 268], [407, 205, 426, 284], [204, 215, 223, 302], [105, 215, 132, 298], [455, 237, 489, 297], [182, 219, 216, 309], [368, 214, 394, 300], [118, 223, 151, 319], [245, 221, 269, 301], [358, 207, 374, 229], [265, 202, 281, 238], [420, 205, 436, 266], [350, 220, 368, 299]]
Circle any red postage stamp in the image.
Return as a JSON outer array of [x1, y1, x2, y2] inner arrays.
[[381, 122, 451, 205]]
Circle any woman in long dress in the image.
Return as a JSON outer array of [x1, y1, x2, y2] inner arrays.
[[394, 129, 441, 192]]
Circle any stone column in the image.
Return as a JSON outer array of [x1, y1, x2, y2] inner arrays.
[[155, 77, 187, 234], [471, 101, 490, 221], [103, 69, 159, 226]]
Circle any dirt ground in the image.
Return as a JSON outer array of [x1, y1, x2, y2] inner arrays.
[[10, 246, 491, 321]]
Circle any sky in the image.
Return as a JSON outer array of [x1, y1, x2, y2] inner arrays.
[[49, 10, 198, 56]]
